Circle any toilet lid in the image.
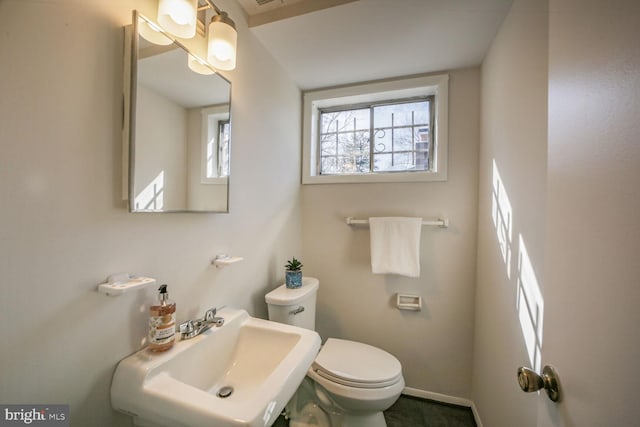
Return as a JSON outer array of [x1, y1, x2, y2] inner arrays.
[[265, 277, 319, 306], [312, 338, 402, 388]]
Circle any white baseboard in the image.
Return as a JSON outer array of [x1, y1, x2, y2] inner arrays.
[[470, 402, 483, 427], [402, 387, 483, 427]]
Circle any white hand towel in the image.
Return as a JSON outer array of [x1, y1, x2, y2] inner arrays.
[[369, 217, 422, 277]]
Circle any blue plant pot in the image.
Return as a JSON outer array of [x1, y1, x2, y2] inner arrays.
[[285, 271, 302, 289]]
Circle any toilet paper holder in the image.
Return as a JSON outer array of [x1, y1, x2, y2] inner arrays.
[[396, 294, 422, 311]]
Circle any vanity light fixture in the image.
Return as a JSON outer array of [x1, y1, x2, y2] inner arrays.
[[190, 0, 237, 73], [157, 0, 198, 39], [207, 8, 237, 70], [151, 0, 238, 72]]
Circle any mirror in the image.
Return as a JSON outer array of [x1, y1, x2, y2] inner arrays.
[[125, 12, 231, 213]]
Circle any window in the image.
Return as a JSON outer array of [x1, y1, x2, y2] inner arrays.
[[201, 105, 230, 184], [319, 98, 434, 175], [303, 74, 448, 184], [216, 119, 230, 177]]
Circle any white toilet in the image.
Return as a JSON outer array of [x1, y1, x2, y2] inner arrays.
[[265, 277, 404, 427]]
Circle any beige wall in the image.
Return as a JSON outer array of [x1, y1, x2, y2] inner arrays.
[[0, 0, 301, 425], [301, 68, 480, 397], [135, 84, 187, 210], [471, 0, 548, 425]]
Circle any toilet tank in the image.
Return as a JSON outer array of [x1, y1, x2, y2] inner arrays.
[[265, 277, 319, 331]]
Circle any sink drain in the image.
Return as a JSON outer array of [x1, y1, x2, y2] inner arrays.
[[216, 386, 234, 398]]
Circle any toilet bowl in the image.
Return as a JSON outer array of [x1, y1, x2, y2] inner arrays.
[[265, 278, 404, 427]]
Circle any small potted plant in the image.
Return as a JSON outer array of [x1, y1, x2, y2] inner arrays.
[[285, 257, 303, 289]]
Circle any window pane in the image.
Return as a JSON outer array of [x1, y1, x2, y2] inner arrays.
[[337, 132, 354, 155], [374, 152, 415, 172], [416, 101, 430, 124], [393, 127, 413, 151], [415, 149, 430, 171], [319, 97, 434, 175], [373, 101, 429, 127], [320, 133, 337, 155], [350, 109, 371, 130], [321, 112, 339, 133], [393, 152, 414, 169], [336, 131, 369, 157], [320, 108, 371, 175], [354, 130, 369, 153], [321, 108, 369, 133], [354, 130, 370, 152], [373, 153, 392, 171], [373, 129, 391, 153], [337, 155, 369, 174], [403, 100, 430, 125], [390, 109, 412, 126], [373, 104, 395, 128], [321, 156, 338, 174], [218, 121, 230, 176], [416, 126, 430, 144]]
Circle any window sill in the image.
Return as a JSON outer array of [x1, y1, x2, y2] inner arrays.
[[302, 169, 446, 185], [201, 177, 228, 185]]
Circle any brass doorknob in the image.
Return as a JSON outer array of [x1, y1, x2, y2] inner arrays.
[[517, 365, 561, 402]]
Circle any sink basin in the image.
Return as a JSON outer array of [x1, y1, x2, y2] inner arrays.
[[111, 307, 321, 427]]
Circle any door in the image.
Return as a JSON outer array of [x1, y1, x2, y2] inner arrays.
[[540, 1, 640, 425]]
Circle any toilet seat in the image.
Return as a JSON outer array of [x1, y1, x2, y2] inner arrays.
[[312, 338, 402, 389]]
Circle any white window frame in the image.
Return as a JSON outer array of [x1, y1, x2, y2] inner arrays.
[[302, 74, 448, 184]]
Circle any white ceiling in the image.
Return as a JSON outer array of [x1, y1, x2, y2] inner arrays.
[[242, 0, 514, 90], [138, 41, 231, 108]]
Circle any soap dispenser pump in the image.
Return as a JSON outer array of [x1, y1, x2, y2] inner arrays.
[[148, 284, 176, 352]]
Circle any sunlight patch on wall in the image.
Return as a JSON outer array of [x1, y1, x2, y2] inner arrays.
[[492, 159, 544, 368], [516, 234, 544, 371], [135, 171, 165, 211], [492, 159, 513, 278]]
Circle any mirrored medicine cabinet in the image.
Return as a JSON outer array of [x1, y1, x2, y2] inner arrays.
[[124, 11, 231, 213]]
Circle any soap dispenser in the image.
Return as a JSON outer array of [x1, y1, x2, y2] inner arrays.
[[148, 284, 176, 352]]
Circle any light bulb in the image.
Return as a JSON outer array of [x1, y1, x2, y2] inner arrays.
[[209, 40, 233, 61], [157, 0, 198, 39], [207, 12, 237, 71]]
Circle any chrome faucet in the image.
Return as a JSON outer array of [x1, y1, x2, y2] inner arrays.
[[179, 307, 225, 340]]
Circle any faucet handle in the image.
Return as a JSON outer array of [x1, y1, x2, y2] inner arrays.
[[179, 320, 196, 338], [180, 320, 194, 332], [203, 307, 225, 327], [204, 308, 217, 321]]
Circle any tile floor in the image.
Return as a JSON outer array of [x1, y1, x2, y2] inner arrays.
[[273, 394, 477, 427], [384, 395, 477, 427]]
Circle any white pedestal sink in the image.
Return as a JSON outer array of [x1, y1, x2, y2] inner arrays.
[[111, 307, 321, 427]]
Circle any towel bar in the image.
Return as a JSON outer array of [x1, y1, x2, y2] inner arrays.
[[345, 217, 449, 228]]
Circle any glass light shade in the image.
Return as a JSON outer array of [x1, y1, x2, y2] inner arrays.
[[157, 0, 198, 39], [187, 54, 216, 75], [138, 20, 173, 46], [207, 15, 237, 71]]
